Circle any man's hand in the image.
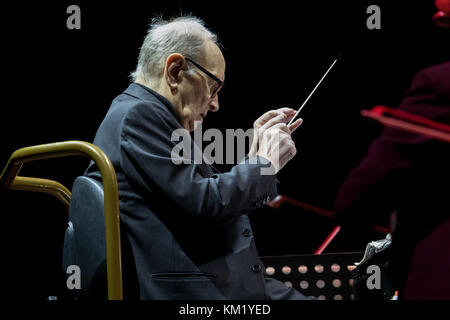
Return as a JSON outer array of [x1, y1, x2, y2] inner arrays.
[[248, 108, 303, 173]]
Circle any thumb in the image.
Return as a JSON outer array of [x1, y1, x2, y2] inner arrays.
[[289, 118, 303, 134]]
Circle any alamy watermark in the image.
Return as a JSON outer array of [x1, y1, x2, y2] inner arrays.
[[65, 5, 381, 31], [171, 121, 280, 175], [66, 264, 81, 290], [366, 4, 381, 30], [366, 264, 381, 290], [66, 5, 81, 30]]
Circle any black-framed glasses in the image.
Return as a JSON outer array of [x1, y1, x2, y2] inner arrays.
[[185, 57, 224, 98]]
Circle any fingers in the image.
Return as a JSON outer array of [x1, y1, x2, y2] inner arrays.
[[252, 107, 301, 173], [259, 113, 286, 130], [260, 112, 297, 131], [254, 110, 284, 128], [256, 127, 298, 174], [279, 136, 297, 168], [276, 107, 297, 116], [288, 118, 303, 133], [254, 108, 296, 129], [270, 122, 291, 134]]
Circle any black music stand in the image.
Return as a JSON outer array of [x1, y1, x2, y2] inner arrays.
[[261, 252, 362, 300]]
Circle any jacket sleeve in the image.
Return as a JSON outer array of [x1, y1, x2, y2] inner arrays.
[[119, 102, 278, 221]]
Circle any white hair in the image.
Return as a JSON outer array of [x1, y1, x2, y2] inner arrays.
[[130, 15, 220, 83]]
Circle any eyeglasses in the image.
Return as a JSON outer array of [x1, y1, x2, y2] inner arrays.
[[185, 57, 224, 98]]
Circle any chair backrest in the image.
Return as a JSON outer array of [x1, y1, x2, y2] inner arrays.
[[1, 141, 123, 300], [63, 176, 107, 300]]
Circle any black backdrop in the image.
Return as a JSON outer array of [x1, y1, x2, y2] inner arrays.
[[1, 0, 449, 299]]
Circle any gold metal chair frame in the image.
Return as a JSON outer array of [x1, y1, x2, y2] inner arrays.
[[0, 141, 123, 300]]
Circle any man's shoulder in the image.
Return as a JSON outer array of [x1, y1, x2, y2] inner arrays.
[[107, 83, 177, 126]]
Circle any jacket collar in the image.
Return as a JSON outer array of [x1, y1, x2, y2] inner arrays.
[[124, 83, 214, 176], [124, 82, 178, 119]]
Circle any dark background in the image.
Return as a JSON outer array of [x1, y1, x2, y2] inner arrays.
[[1, 0, 448, 299]]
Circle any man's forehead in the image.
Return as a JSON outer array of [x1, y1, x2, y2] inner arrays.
[[201, 40, 226, 79]]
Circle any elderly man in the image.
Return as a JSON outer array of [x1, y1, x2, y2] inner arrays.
[[85, 16, 308, 299]]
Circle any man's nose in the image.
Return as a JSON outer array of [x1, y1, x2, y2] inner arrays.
[[209, 96, 219, 112]]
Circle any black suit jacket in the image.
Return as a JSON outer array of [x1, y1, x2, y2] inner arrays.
[[86, 83, 309, 299]]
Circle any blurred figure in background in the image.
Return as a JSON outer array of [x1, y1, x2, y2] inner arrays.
[[333, 61, 450, 299]]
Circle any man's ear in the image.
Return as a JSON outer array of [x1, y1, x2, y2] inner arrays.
[[165, 53, 185, 92]]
